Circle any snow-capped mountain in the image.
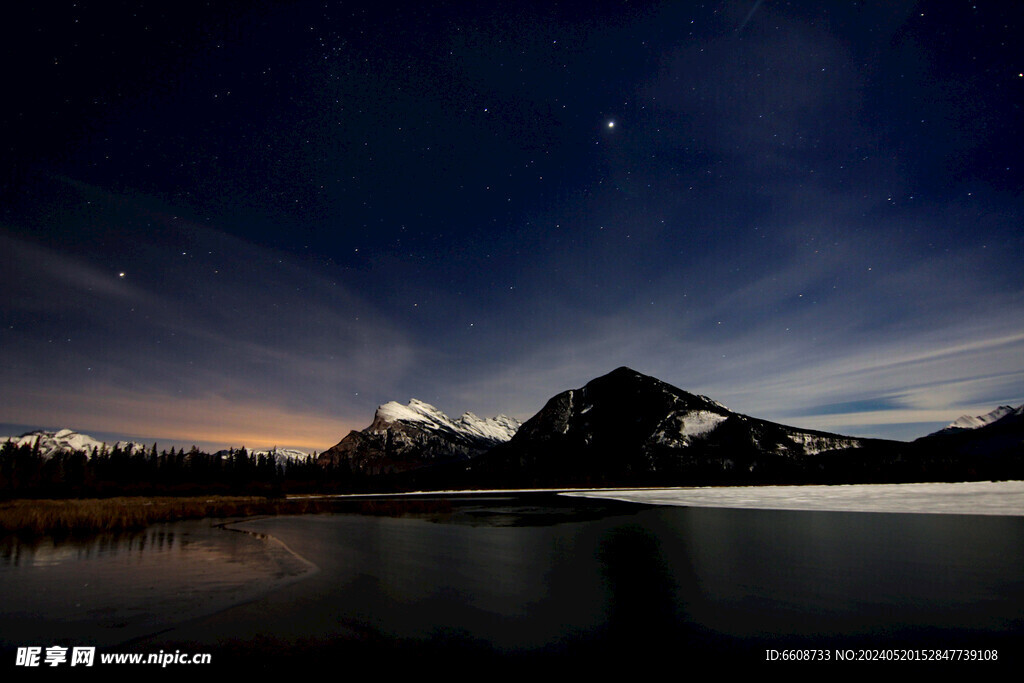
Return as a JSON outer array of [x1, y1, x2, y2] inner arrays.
[[248, 447, 311, 461], [470, 367, 870, 486], [915, 403, 1024, 461], [0, 429, 147, 458], [318, 399, 520, 474], [375, 399, 521, 442], [930, 405, 1020, 436], [213, 446, 312, 463]]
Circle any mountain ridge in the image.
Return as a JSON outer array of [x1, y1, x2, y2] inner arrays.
[[928, 405, 1022, 436], [6, 368, 1021, 487], [0, 429, 147, 459]]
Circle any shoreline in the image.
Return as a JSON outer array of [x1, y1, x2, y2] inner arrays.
[[0, 496, 348, 536], [4, 479, 1024, 536]]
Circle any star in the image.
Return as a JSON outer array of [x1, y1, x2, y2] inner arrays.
[[607, 121, 615, 129]]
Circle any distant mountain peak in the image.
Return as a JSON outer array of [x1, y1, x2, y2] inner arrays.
[[0, 429, 146, 459], [212, 446, 310, 464], [929, 405, 1021, 436], [319, 399, 521, 474], [947, 405, 1016, 430]]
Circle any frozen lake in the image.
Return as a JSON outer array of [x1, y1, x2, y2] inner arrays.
[[565, 480, 1024, 515], [3, 487, 1023, 670]]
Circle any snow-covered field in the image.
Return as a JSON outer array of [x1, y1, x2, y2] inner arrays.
[[563, 480, 1024, 516]]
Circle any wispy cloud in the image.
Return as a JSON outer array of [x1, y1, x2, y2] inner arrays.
[[1, 183, 422, 449]]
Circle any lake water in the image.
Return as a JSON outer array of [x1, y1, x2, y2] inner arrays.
[[0, 519, 314, 649], [2, 493, 1022, 670]]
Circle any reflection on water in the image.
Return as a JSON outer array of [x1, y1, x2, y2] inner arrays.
[[2, 527, 184, 569], [647, 506, 1024, 638], [596, 524, 680, 652], [0, 519, 315, 648]]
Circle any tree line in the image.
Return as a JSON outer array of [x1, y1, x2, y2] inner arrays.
[[0, 439, 360, 498]]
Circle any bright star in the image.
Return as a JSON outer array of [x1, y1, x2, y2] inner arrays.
[[607, 121, 615, 128]]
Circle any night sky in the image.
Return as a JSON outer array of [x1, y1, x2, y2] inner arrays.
[[2, 1, 1022, 452]]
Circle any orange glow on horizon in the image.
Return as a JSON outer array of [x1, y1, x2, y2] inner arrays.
[[5, 388, 362, 453]]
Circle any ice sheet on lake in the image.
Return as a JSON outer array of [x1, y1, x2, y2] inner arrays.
[[563, 481, 1024, 516]]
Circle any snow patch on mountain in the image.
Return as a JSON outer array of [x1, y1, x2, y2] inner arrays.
[[679, 410, 728, 437], [457, 412, 521, 442], [787, 432, 862, 456], [652, 409, 727, 447]]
